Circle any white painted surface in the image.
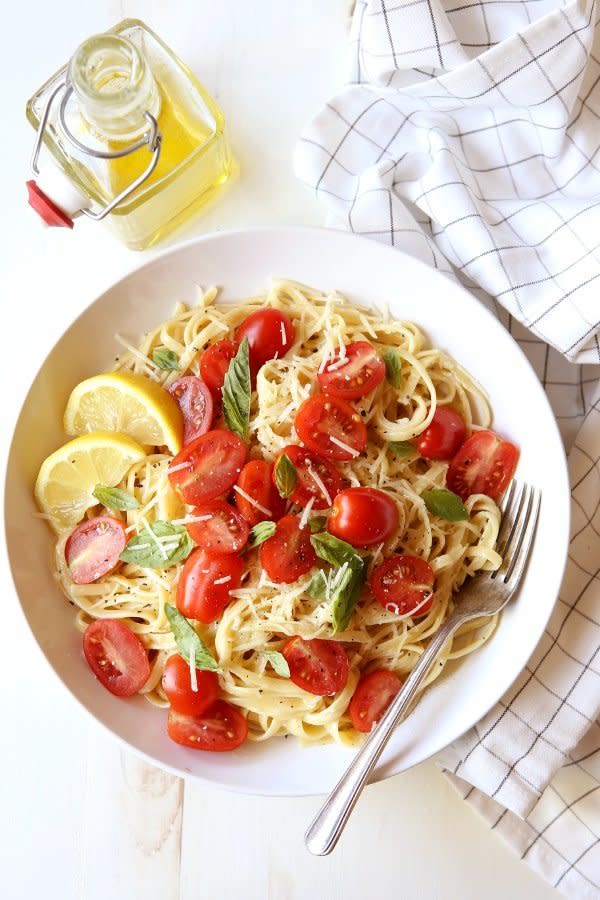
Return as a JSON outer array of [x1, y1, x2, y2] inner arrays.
[[0, 2, 560, 897]]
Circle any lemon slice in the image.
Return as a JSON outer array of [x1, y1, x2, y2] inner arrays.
[[35, 431, 146, 533], [63, 372, 183, 455]]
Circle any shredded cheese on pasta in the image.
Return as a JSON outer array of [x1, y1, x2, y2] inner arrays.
[[52, 279, 501, 746]]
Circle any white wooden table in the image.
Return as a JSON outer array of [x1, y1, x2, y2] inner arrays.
[[1, 3, 561, 897]]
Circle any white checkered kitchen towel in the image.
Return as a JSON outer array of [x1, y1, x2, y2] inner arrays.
[[295, 1, 600, 896]]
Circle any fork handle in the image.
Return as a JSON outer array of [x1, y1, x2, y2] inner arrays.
[[305, 610, 468, 856]]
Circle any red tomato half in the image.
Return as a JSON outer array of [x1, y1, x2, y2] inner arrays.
[[318, 341, 385, 400], [235, 309, 295, 374], [177, 547, 244, 623], [168, 429, 246, 506], [199, 340, 238, 399], [65, 516, 126, 584], [349, 669, 403, 733], [260, 515, 317, 583], [234, 459, 286, 526], [167, 376, 214, 445], [282, 637, 349, 696], [328, 487, 399, 547], [295, 394, 367, 461], [275, 445, 342, 509], [447, 430, 519, 501], [162, 654, 219, 716], [371, 555, 435, 617], [167, 700, 248, 751], [83, 619, 150, 697], [186, 499, 249, 554], [416, 407, 466, 460]]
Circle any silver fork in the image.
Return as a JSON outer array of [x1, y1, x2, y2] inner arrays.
[[305, 481, 541, 856]]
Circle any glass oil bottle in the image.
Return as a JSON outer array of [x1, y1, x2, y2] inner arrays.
[[26, 19, 234, 249]]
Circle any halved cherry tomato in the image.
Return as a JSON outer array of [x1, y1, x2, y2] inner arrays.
[[177, 547, 244, 623], [234, 459, 286, 526], [416, 407, 466, 460], [295, 394, 367, 461], [168, 429, 246, 506], [65, 516, 126, 584], [282, 637, 349, 696], [447, 430, 519, 501], [349, 669, 403, 732], [167, 376, 214, 445], [328, 487, 399, 547], [260, 515, 317, 583], [199, 340, 239, 399], [185, 499, 249, 553], [83, 619, 150, 697], [371, 555, 435, 617], [275, 445, 342, 510], [318, 341, 386, 400], [162, 654, 219, 716], [235, 308, 295, 374], [167, 700, 248, 751]]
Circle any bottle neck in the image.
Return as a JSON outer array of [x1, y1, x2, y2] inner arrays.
[[69, 34, 160, 142]]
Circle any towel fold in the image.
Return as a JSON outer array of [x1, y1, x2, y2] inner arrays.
[[295, 2, 600, 895]]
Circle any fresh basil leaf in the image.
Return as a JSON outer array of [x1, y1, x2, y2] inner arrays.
[[331, 556, 368, 634], [388, 440, 416, 458], [222, 336, 251, 441], [165, 604, 219, 671], [119, 521, 194, 568], [383, 348, 402, 388], [247, 520, 276, 549], [421, 489, 468, 522], [152, 347, 180, 371], [93, 484, 139, 511], [274, 453, 297, 499], [306, 569, 329, 599], [309, 516, 327, 534], [261, 649, 290, 678], [310, 532, 360, 567]]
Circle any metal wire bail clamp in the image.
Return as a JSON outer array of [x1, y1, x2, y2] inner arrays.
[[30, 78, 162, 221]]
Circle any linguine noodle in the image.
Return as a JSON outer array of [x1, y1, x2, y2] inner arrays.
[[52, 279, 502, 745]]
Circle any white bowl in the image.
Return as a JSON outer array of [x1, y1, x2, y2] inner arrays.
[[4, 226, 570, 795]]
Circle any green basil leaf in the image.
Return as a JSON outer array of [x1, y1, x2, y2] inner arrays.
[[310, 532, 361, 567], [261, 649, 290, 678], [331, 556, 368, 634], [164, 604, 219, 671], [247, 520, 276, 549], [383, 348, 402, 388], [222, 337, 251, 441], [421, 489, 469, 522], [274, 453, 297, 499], [119, 521, 194, 568], [306, 569, 329, 599], [152, 347, 180, 371], [309, 516, 327, 534], [93, 484, 139, 511], [388, 441, 417, 458]]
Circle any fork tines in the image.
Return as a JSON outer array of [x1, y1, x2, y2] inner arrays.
[[492, 482, 541, 590]]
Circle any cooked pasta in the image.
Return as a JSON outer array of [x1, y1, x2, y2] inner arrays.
[[52, 279, 502, 745]]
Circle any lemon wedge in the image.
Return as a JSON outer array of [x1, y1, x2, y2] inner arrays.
[[63, 371, 183, 455], [35, 431, 146, 533]]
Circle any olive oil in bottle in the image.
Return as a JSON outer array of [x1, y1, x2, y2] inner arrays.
[[26, 19, 234, 249]]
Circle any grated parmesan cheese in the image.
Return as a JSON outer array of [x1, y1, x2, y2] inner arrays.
[[214, 575, 232, 585], [189, 652, 198, 692], [171, 514, 212, 525], [306, 463, 332, 506], [330, 435, 360, 457], [168, 461, 192, 474], [299, 496, 315, 530], [233, 484, 271, 516]]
